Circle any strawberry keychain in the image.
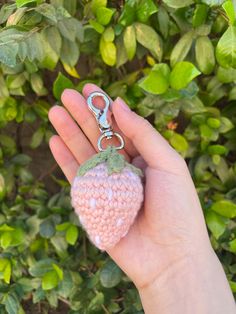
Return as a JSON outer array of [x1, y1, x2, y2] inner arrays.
[[70, 92, 144, 251]]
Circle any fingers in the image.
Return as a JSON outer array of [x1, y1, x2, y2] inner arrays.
[[132, 156, 147, 172], [48, 105, 95, 164], [61, 88, 130, 159], [112, 97, 185, 172], [82, 83, 138, 158], [49, 135, 79, 184]]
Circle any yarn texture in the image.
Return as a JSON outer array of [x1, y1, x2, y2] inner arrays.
[[70, 146, 144, 250]]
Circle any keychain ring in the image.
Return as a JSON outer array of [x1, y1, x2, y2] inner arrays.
[[98, 133, 125, 152]]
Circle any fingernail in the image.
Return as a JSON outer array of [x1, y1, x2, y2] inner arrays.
[[117, 97, 131, 112]]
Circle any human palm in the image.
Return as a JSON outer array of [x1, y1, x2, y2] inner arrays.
[[49, 83, 212, 291]]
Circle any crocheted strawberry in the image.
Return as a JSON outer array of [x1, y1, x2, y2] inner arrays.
[[71, 146, 144, 251]]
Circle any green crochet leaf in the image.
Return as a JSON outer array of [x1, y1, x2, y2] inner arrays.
[[77, 146, 143, 177]]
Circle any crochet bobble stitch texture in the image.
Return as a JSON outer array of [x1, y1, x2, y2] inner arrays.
[[71, 151, 144, 251]]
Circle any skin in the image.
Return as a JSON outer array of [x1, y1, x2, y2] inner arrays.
[[48, 83, 236, 313]]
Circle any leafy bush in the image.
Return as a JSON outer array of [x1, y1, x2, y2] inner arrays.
[[0, 0, 236, 312]]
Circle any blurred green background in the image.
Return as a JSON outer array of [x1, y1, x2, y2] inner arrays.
[[0, 0, 236, 313]]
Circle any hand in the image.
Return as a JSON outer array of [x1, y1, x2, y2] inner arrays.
[[48, 84, 235, 313]]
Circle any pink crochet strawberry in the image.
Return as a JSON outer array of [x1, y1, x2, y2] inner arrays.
[[70, 146, 144, 251]]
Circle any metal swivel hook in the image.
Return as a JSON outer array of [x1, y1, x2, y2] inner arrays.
[[87, 91, 125, 152]]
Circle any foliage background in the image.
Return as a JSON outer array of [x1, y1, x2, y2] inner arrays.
[[0, 0, 236, 313]]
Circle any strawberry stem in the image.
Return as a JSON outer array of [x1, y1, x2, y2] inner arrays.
[[77, 146, 143, 177]]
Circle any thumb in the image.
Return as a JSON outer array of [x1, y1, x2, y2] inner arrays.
[[112, 97, 183, 171]]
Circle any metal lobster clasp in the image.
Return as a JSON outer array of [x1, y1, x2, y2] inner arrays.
[[87, 91, 125, 152]]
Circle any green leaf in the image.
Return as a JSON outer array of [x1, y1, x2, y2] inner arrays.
[[60, 16, 82, 42], [157, 6, 169, 39], [207, 145, 228, 155], [30, 73, 47, 96], [96, 7, 114, 26], [219, 117, 234, 133], [16, 0, 37, 8], [0, 224, 14, 232], [116, 35, 129, 67], [52, 264, 63, 281], [53, 72, 74, 100], [1, 231, 12, 249], [229, 238, 236, 252], [0, 176, 6, 201], [4, 293, 19, 314], [207, 118, 221, 129], [29, 259, 54, 277], [42, 270, 59, 290], [195, 36, 215, 74], [0, 259, 11, 283], [123, 25, 136, 60], [222, 0, 236, 25], [65, 225, 78, 245], [229, 86, 236, 100], [180, 82, 200, 99], [217, 66, 236, 83], [103, 27, 115, 42], [91, 0, 107, 14], [40, 33, 59, 70], [33, 100, 50, 121], [100, 260, 122, 288], [0, 134, 16, 155], [42, 26, 62, 56], [88, 292, 104, 311], [170, 61, 201, 90], [3, 260, 11, 284], [35, 4, 57, 23], [30, 127, 44, 149], [139, 63, 170, 94], [7, 73, 26, 89], [200, 124, 217, 141], [10, 227, 24, 246], [57, 271, 73, 298], [118, 1, 136, 26], [205, 210, 228, 239], [25, 32, 45, 63], [201, 0, 225, 6], [136, 0, 158, 23], [169, 133, 189, 152], [56, 222, 70, 232], [46, 290, 58, 308], [3, 97, 18, 122], [0, 258, 8, 272], [211, 200, 236, 218], [134, 22, 162, 62], [162, 0, 194, 8], [58, 18, 79, 42], [60, 38, 80, 67], [0, 43, 18, 67], [229, 281, 236, 293], [51, 235, 68, 258], [89, 19, 105, 33], [39, 218, 55, 239], [216, 26, 236, 68], [32, 287, 45, 304], [99, 36, 116, 66], [192, 4, 208, 27], [170, 31, 194, 67]]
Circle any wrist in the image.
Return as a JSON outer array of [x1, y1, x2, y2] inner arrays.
[[137, 248, 235, 314]]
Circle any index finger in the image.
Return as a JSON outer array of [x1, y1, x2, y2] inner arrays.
[[82, 83, 139, 158]]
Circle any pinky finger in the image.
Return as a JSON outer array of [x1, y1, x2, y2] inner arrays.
[[49, 135, 79, 184]]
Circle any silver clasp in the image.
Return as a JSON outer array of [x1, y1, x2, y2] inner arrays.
[[87, 91, 125, 152]]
